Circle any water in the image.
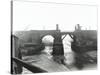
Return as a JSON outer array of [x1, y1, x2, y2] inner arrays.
[[43, 34, 75, 65]]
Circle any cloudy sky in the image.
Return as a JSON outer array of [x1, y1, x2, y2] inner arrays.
[[13, 0, 97, 32]]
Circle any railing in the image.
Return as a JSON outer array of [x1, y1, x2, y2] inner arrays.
[[11, 57, 47, 73]]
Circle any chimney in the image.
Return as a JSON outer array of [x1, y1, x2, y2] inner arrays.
[[56, 24, 59, 30]]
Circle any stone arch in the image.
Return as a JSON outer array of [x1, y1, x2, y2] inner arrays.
[[62, 34, 75, 65], [40, 33, 55, 40], [62, 34, 74, 53], [41, 35, 55, 54], [42, 35, 54, 45]]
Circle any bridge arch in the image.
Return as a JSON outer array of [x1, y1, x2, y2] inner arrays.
[[41, 35, 54, 54], [42, 35, 54, 44]]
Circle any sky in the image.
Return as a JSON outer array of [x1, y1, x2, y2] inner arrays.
[[13, 0, 98, 32]]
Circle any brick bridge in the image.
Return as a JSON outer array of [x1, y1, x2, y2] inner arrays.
[[15, 30, 74, 45]]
